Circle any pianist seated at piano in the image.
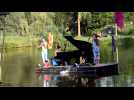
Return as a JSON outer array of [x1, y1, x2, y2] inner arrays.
[[54, 43, 61, 57], [51, 43, 62, 66], [80, 51, 87, 64]]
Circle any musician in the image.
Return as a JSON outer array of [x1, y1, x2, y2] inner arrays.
[[92, 32, 101, 65]]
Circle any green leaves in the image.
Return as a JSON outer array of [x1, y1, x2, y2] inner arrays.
[[3, 12, 134, 37]]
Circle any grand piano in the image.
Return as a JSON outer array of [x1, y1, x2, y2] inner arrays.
[[54, 35, 94, 65]]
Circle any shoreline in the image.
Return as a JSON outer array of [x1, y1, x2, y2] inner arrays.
[[1, 35, 134, 49]]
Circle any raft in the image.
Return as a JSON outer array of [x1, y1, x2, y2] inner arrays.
[[35, 63, 119, 77]]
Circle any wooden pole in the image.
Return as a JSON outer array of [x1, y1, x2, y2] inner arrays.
[[115, 24, 119, 63], [0, 25, 1, 83], [78, 13, 81, 37], [0, 12, 9, 83], [0, 16, 6, 82], [0, 64, 1, 81]]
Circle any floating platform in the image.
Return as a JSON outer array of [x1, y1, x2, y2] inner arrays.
[[36, 66, 67, 74], [35, 63, 119, 78]]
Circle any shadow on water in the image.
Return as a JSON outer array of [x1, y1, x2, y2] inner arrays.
[[119, 38, 134, 49]]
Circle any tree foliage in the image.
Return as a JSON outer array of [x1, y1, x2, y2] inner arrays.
[[1, 12, 134, 37]]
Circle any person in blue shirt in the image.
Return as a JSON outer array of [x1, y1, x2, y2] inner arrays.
[[92, 32, 101, 65]]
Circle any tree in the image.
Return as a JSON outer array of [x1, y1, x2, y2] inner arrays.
[[24, 12, 32, 26], [125, 12, 134, 24], [0, 13, 9, 82], [4, 12, 134, 37], [80, 12, 92, 36]]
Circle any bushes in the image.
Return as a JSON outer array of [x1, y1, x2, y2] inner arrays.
[[119, 28, 134, 35], [52, 33, 77, 51], [4, 31, 78, 51], [127, 29, 134, 35]]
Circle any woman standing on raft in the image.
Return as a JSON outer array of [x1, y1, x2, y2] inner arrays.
[[39, 38, 48, 67]]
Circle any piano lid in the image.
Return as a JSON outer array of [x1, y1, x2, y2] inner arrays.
[[64, 35, 92, 51]]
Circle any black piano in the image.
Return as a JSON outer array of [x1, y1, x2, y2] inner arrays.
[[54, 35, 93, 65]]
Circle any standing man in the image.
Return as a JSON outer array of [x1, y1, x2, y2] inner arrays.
[[92, 32, 101, 65]]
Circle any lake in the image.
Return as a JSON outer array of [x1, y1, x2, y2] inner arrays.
[[1, 37, 134, 87]]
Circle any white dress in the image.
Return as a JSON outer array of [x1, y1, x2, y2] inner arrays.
[[41, 42, 48, 63]]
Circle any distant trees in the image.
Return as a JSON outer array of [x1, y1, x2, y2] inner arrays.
[[67, 12, 114, 36], [125, 12, 134, 24], [82, 12, 114, 36], [1, 12, 134, 37]]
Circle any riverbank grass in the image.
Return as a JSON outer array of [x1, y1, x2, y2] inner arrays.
[[5, 36, 39, 48], [4, 35, 128, 49]]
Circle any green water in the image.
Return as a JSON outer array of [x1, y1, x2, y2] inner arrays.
[[0, 37, 134, 87]]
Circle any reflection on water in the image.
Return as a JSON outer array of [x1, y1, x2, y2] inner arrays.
[[1, 37, 134, 87], [37, 73, 97, 87], [43, 75, 51, 87], [95, 76, 115, 87], [43, 75, 60, 87]]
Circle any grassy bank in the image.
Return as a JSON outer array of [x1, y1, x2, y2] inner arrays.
[[4, 35, 129, 49], [5, 36, 39, 48], [4, 35, 77, 50]]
